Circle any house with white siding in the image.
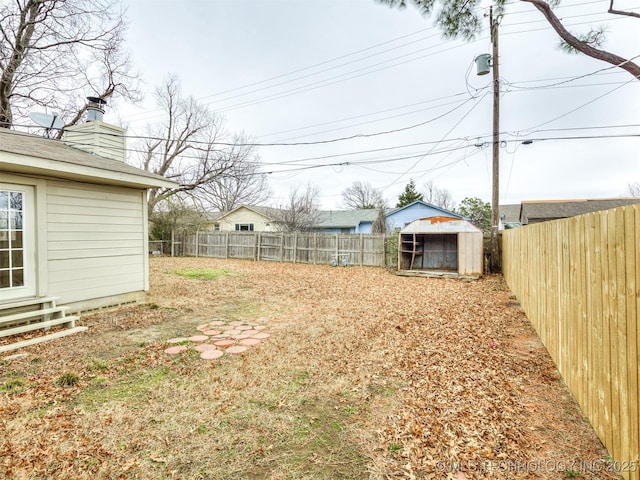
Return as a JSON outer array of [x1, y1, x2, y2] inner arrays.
[[0, 118, 175, 351]]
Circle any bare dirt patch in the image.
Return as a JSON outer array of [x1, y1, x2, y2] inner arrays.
[[0, 257, 617, 479]]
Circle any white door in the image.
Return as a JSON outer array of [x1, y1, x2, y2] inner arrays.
[[0, 184, 36, 302]]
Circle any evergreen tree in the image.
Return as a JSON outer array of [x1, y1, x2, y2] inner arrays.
[[396, 179, 424, 208], [456, 197, 492, 234]]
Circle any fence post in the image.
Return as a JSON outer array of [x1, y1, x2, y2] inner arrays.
[[195, 231, 200, 258], [293, 233, 298, 263], [171, 230, 175, 257], [313, 233, 317, 265], [280, 234, 284, 262], [225, 232, 229, 259], [256, 233, 260, 261], [360, 234, 364, 267]]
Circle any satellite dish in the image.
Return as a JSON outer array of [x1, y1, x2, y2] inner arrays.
[[29, 111, 65, 130]]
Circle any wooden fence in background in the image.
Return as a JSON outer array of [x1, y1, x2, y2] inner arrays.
[[502, 205, 639, 480], [172, 231, 397, 267]]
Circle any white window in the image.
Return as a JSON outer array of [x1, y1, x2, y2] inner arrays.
[[0, 184, 36, 300], [235, 223, 254, 231]]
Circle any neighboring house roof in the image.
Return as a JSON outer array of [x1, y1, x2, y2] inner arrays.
[[315, 209, 379, 229], [0, 128, 176, 189], [214, 204, 283, 222], [520, 198, 640, 224], [499, 204, 521, 224], [386, 200, 463, 219]]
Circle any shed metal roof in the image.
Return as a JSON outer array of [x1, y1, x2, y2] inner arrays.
[[401, 218, 481, 233]]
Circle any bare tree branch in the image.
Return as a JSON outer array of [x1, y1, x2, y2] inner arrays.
[[608, 0, 640, 19], [0, 0, 140, 129], [522, 0, 640, 79], [341, 181, 385, 209], [271, 184, 321, 232], [139, 76, 266, 216]]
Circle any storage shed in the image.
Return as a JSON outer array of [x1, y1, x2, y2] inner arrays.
[[398, 217, 483, 278]]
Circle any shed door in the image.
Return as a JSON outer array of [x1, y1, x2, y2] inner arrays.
[[424, 234, 458, 271], [0, 184, 36, 301]]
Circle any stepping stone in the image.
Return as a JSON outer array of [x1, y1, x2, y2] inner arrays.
[[203, 330, 221, 336], [194, 344, 218, 352], [243, 330, 260, 336], [209, 321, 226, 326], [164, 346, 188, 355], [251, 333, 271, 340], [167, 337, 189, 344], [189, 335, 209, 342], [236, 325, 252, 330], [223, 329, 242, 336], [196, 324, 210, 331], [253, 325, 267, 330], [200, 349, 224, 360], [240, 338, 261, 346], [226, 345, 248, 355], [229, 321, 244, 326], [214, 339, 235, 348]]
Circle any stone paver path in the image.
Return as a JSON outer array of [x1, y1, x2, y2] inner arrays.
[[164, 319, 270, 360]]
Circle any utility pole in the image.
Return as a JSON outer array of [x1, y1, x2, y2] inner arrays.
[[490, 6, 501, 273]]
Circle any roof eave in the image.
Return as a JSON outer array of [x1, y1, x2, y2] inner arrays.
[[1, 155, 176, 189]]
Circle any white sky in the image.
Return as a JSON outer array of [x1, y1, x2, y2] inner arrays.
[[116, 0, 640, 210]]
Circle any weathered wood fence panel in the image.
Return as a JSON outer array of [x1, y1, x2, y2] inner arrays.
[[173, 232, 393, 268], [502, 205, 639, 480]]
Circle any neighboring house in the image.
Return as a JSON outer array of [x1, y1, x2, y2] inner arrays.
[[499, 204, 522, 229], [313, 209, 379, 234], [206, 201, 464, 234], [385, 200, 464, 232], [519, 198, 640, 225], [0, 121, 175, 316], [208, 205, 282, 232]]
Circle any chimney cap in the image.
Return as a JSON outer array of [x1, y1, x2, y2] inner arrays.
[[87, 96, 107, 106]]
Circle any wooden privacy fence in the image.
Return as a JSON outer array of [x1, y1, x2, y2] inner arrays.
[[172, 231, 397, 267], [502, 205, 639, 479]]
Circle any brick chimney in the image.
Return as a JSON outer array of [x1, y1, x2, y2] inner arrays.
[[63, 97, 126, 162]]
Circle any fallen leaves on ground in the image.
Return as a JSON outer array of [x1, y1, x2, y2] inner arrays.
[[0, 258, 616, 479]]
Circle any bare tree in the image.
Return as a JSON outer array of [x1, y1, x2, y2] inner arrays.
[[376, 0, 640, 80], [271, 184, 321, 232], [139, 76, 260, 215], [423, 180, 456, 211], [371, 203, 388, 233], [198, 136, 272, 212], [0, 0, 140, 130], [341, 181, 385, 210], [626, 182, 640, 197]]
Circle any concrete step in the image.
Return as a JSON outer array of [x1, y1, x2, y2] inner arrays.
[[0, 316, 79, 339], [0, 326, 88, 354], [0, 306, 70, 327], [0, 297, 59, 310]]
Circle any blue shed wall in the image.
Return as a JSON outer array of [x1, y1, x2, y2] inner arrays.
[[387, 203, 462, 231]]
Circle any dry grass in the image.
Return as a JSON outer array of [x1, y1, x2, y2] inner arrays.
[[0, 257, 617, 479]]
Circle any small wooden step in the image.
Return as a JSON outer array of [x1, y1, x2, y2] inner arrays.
[[0, 306, 69, 326], [0, 297, 59, 310], [0, 316, 79, 339], [0, 326, 88, 354]]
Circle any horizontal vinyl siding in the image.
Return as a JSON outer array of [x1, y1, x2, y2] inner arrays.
[[46, 181, 146, 304]]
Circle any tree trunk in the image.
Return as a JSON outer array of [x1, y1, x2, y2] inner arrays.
[[522, 0, 640, 79]]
